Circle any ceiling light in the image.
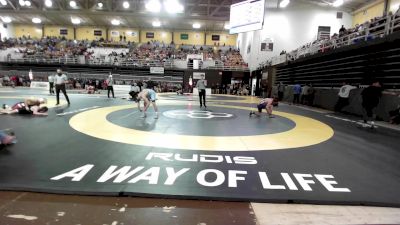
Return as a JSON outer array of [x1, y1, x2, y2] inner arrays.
[[71, 17, 81, 24], [224, 24, 230, 29], [45, 0, 52, 7], [146, 0, 161, 13], [111, 19, 120, 26], [123, 1, 129, 8], [192, 23, 201, 29], [0, 0, 7, 6], [69, 0, 76, 7], [32, 17, 41, 23], [1, 16, 12, 23], [97, 2, 103, 8], [332, 0, 344, 7], [279, 0, 289, 8], [152, 21, 161, 27], [25, 0, 31, 6], [19, 0, 25, 6], [164, 0, 184, 14], [161, 32, 167, 37]]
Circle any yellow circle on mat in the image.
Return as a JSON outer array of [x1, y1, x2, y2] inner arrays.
[[69, 104, 334, 151]]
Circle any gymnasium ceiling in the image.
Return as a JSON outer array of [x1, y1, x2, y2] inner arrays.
[[0, 0, 379, 31]]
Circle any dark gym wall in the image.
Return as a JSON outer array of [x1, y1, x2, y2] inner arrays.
[[272, 86, 399, 121]]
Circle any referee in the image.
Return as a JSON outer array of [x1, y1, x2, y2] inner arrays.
[[196, 74, 207, 108], [55, 69, 70, 105]]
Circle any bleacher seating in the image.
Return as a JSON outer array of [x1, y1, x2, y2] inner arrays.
[[0, 37, 248, 71]]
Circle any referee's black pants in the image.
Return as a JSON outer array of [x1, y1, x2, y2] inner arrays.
[[56, 84, 70, 105], [107, 86, 115, 98], [199, 89, 206, 107]]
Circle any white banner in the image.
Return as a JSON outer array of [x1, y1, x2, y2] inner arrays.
[[113, 85, 131, 92], [150, 67, 165, 74], [193, 72, 205, 80], [30, 81, 49, 89], [187, 54, 203, 61], [127, 31, 138, 37], [111, 31, 120, 37]]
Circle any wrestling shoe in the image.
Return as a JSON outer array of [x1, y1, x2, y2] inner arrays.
[[154, 112, 159, 119]]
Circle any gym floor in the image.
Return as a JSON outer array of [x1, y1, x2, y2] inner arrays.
[[0, 87, 400, 225]]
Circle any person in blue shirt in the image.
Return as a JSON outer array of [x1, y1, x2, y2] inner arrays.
[[293, 84, 302, 104]]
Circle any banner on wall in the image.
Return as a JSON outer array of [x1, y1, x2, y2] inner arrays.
[[150, 67, 165, 74], [181, 34, 189, 40], [127, 31, 138, 37], [146, 32, 155, 38], [260, 38, 273, 51], [94, 30, 102, 36], [111, 31, 120, 37], [60, 29, 68, 35]]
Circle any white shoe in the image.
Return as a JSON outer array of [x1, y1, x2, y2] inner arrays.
[[154, 113, 159, 119], [141, 113, 147, 118]]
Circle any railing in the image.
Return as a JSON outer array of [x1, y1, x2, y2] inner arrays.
[[2, 57, 249, 71], [269, 12, 400, 66]]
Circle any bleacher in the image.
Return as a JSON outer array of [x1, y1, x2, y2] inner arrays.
[[0, 39, 249, 72], [274, 31, 400, 89]]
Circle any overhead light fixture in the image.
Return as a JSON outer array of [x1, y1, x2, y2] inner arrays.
[[45, 0, 52, 7], [19, 0, 25, 6], [123, 1, 129, 8], [32, 17, 41, 23], [71, 17, 81, 24], [152, 21, 161, 27], [69, 0, 76, 7], [192, 23, 201, 29], [0, 0, 7, 6], [111, 19, 120, 26], [25, 0, 31, 6], [279, 0, 289, 8], [146, 0, 161, 13], [97, 2, 103, 8], [224, 24, 230, 30], [1, 16, 12, 23], [333, 0, 344, 7], [164, 0, 184, 14]]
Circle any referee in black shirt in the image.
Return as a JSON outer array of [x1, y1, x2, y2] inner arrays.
[[54, 69, 70, 105]]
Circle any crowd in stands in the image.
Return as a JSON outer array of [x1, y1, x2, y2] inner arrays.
[[265, 6, 400, 67], [221, 50, 248, 67], [0, 37, 248, 69]]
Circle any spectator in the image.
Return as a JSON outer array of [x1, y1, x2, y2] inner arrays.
[[334, 81, 357, 112], [277, 82, 285, 101], [307, 84, 316, 106], [301, 84, 310, 105], [292, 84, 302, 104], [361, 80, 383, 126]]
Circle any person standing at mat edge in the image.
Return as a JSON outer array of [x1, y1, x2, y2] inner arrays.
[[334, 81, 357, 112], [54, 69, 70, 106], [196, 74, 207, 108], [361, 80, 383, 126], [48, 74, 55, 95], [107, 73, 115, 98]]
